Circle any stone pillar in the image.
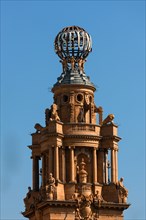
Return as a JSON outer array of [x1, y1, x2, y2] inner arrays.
[[69, 146, 75, 182], [54, 145, 59, 180], [97, 149, 104, 183], [32, 156, 39, 191], [104, 150, 108, 184], [93, 147, 97, 183], [115, 149, 118, 182], [49, 146, 53, 175], [61, 147, 66, 182], [111, 149, 115, 183], [42, 154, 46, 187]]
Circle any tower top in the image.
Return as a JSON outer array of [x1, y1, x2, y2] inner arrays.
[[54, 25, 92, 60], [53, 26, 95, 89]]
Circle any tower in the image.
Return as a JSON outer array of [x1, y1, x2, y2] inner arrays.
[[22, 26, 130, 220]]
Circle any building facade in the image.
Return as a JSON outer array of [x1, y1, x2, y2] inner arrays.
[[22, 26, 130, 220]]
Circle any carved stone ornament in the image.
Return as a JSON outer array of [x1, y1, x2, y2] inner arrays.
[[116, 177, 128, 203]]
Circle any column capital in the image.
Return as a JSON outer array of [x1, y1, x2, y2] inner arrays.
[[111, 147, 118, 151]]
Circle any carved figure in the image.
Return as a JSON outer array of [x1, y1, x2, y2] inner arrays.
[[23, 187, 32, 210], [46, 185, 54, 200], [84, 95, 90, 119], [72, 190, 79, 200], [48, 173, 55, 186], [78, 58, 86, 71], [34, 123, 43, 133], [70, 56, 76, 71], [60, 57, 68, 72], [78, 107, 85, 122], [102, 114, 114, 125], [72, 190, 81, 206], [116, 177, 128, 203], [26, 186, 32, 199], [46, 173, 56, 200], [78, 58, 84, 71], [45, 108, 51, 126], [94, 190, 104, 207], [50, 104, 60, 121], [81, 59, 86, 71]]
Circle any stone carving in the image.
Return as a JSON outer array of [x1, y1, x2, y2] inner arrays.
[[93, 190, 104, 207], [72, 186, 107, 219], [34, 123, 44, 133], [23, 187, 33, 210], [60, 57, 68, 72], [26, 186, 32, 199], [50, 104, 60, 121], [102, 114, 114, 125], [45, 108, 51, 126], [72, 190, 81, 206], [78, 107, 85, 122], [116, 177, 128, 203], [78, 58, 86, 72], [45, 104, 60, 124], [79, 158, 88, 183], [46, 173, 56, 200], [70, 56, 76, 71], [84, 94, 90, 118], [23, 187, 43, 211], [73, 189, 93, 220]]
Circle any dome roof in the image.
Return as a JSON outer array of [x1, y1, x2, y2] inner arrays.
[[53, 69, 95, 89]]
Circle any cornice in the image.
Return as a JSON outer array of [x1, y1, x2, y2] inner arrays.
[[94, 202, 130, 210], [64, 134, 102, 141]]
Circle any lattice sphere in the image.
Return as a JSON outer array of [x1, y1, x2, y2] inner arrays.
[[54, 26, 92, 60]]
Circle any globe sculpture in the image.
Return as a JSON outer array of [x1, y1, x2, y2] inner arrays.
[[54, 26, 92, 72]]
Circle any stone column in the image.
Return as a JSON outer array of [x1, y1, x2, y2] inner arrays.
[[104, 150, 108, 184], [69, 146, 75, 182], [49, 146, 53, 175], [61, 147, 66, 182], [115, 149, 118, 182], [54, 145, 59, 180], [42, 154, 46, 187], [32, 156, 39, 191], [97, 149, 104, 183], [93, 147, 97, 183], [111, 149, 115, 183]]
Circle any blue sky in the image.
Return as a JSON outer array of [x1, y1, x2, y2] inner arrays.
[[1, 1, 145, 219]]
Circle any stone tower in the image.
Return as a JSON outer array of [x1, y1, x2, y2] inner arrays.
[[22, 26, 130, 220]]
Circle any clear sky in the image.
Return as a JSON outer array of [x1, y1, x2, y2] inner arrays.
[[1, 1, 145, 219]]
